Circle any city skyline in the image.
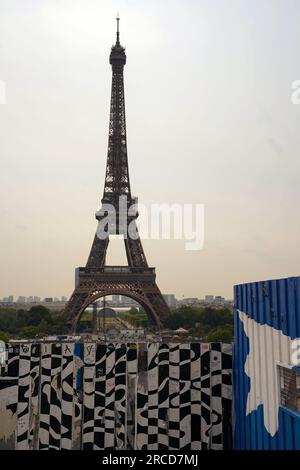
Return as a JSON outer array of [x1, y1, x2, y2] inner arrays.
[[1, 0, 300, 300], [0, 293, 232, 302]]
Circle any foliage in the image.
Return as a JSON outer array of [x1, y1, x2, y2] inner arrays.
[[0, 306, 68, 338], [166, 306, 232, 328], [0, 331, 10, 343], [207, 324, 233, 343], [165, 305, 234, 342], [0, 304, 234, 341], [165, 306, 202, 330], [27, 306, 51, 326], [80, 311, 92, 322], [119, 308, 148, 328], [19, 326, 39, 338], [191, 323, 210, 339]]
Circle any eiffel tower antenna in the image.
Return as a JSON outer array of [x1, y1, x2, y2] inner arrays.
[[116, 12, 120, 45]]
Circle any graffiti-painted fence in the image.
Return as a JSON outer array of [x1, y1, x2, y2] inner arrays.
[[0, 342, 232, 450]]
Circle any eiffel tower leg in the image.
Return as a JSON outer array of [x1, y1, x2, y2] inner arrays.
[[86, 234, 108, 269], [63, 235, 109, 331], [125, 236, 148, 267], [145, 290, 170, 325], [64, 291, 92, 333]]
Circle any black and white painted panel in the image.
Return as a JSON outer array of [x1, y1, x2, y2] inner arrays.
[[82, 342, 96, 449], [126, 343, 138, 449], [168, 343, 180, 449], [136, 343, 148, 450], [158, 343, 169, 449], [16, 343, 32, 449], [0, 341, 232, 450], [114, 343, 127, 449], [190, 343, 201, 450], [210, 343, 223, 450], [0, 344, 20, 449], [28, 344, 41, 450], [49, 343, 62, 450], [147, 342, 159, 450], [200, 343, 211, 448], [179, 343, 191, 449], [39, 343, 52, 449], [104, 344, 116, 449], [72, 342, 83, 449], [221, 343, 233, 450], [93, 343, 106, 450], [61, 343, 75, 450]]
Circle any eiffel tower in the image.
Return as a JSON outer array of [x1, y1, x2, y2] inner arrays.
[[64, 17, 170, 332]]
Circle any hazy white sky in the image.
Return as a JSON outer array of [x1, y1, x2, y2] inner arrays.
[[1, 0, 300, 300]]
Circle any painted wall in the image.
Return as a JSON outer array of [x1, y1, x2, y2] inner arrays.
[[0, 341, 232, 450], [234, 276, 300, 450]]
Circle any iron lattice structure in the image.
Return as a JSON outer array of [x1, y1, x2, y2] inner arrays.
[[63, 20, 170, 332]]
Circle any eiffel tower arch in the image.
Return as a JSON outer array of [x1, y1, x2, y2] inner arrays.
[[63, 17, 170, 333]]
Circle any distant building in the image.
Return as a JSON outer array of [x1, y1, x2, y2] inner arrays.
[[214, 296, 225, 303], [180, 298, 199, 305], [17, 296, 26, 303], [119, 296, 138, 306], [61, 296, 67, 302], [8, 295, 14, 304], [112, 295, 120, 304], [205, 295, 214, 302], [163, 294, 177, 308], [44, 298, 53, 303]]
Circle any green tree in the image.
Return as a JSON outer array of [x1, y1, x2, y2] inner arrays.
[[165, 306, 202, 330], [128, 307, 146, 316], [119, 309, 148, 328], [49, 311, 68, 334], [37, 319, 50, 335], [165, 306, 234, 332], [0, 306, 67, 337], [27, 306, 51, 326], [19, 326, 39, 338], [207, 324, 233, 343], [191, 323, 210, 339], [200, 308, 233, 328], [0, 331, 10, 343]]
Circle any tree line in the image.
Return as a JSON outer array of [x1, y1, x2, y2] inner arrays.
[[0, 305, 67, 340], [119, 305, 234, 343], [0, 304, 234, 343]]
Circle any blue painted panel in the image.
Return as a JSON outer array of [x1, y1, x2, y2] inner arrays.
[[234, 276, 300, 450]]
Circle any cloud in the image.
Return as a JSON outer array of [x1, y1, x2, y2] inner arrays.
[[15, 225, 28, 232], [267, 137, 284, 159]]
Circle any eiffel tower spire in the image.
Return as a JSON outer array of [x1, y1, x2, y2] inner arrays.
[[116, 12, 120, 45], [63, 20, 170, 333]]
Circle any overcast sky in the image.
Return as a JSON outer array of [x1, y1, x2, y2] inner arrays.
[[1, 0, 300, 300]]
